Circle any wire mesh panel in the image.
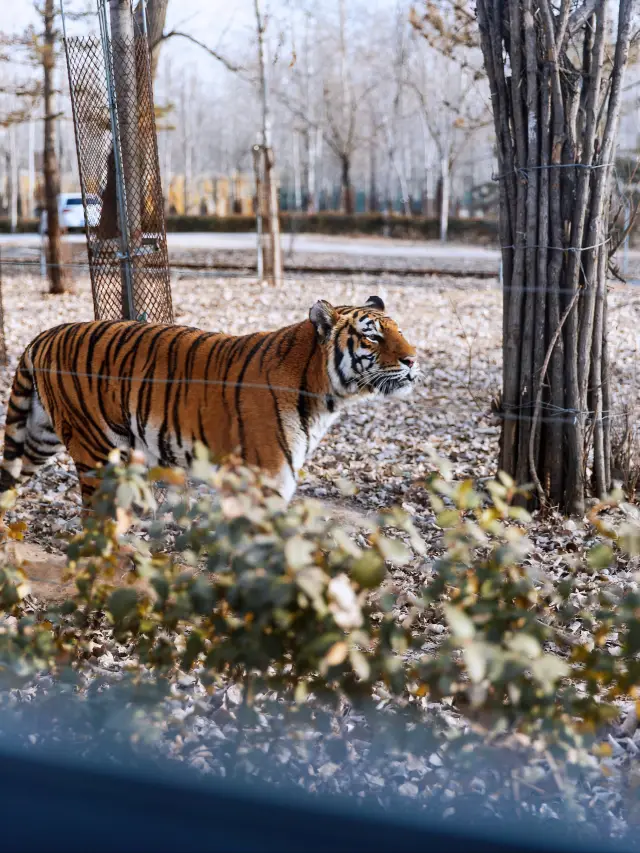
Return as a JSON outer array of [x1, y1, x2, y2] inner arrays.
[[63, 30, 173, 324]]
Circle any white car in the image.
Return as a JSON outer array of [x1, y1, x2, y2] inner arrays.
[[40, 193, 102, 232]]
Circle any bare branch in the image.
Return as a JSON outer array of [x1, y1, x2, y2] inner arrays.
[[155, 30, 243, 73], [567, 0, 599, 37]]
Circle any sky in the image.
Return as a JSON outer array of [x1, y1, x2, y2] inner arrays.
[[4, 0, 253, 33], [3, 0, 288, 86]]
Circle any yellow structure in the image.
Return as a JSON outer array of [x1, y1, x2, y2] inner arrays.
[[11, 170, 255, 220], [166, 173, 254, 216]]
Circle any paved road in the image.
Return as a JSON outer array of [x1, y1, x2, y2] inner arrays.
[[169, 233, 504, 260], [2, 233, 637, 274], [0, 232, 502, 260]]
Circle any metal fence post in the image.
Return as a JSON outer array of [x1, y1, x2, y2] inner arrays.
[[96, 0, 135, 319], [60, 0, 173, 324]]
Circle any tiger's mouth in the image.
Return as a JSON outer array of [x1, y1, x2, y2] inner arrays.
[[386, 376, 416, 398], [363, 367, 420, 397]]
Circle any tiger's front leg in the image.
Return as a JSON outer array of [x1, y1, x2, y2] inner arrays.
[[272, 464, 298, 503]]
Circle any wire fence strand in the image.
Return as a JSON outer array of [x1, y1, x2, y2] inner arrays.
[[8, 365, 634, 428], [0, 251, 637, 431], [1, 256, 639, 295]]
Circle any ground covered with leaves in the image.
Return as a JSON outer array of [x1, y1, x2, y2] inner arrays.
[[1, 269, 640, 842]]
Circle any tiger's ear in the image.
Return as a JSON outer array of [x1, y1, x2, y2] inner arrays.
[[365, 295, 385, 311], [309, 300, 337, 341]]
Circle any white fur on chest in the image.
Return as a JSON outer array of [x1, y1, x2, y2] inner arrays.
[[286, 409, 340, 472], [276, 407, 341, 501], [307, 409, 341, 458]]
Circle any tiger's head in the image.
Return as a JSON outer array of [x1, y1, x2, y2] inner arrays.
[[309, 295, 419, 399]]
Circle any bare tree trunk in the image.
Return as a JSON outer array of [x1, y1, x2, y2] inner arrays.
[[134, 0, 169, 81], [515, 0, 538, 487], [161, 57, 172, 209], [393, 147, 411, 216], [384, 159, 394, 214], [315, 129, 323, 209], [419, 112, 431, 215], [303, 129, 312, 213], [338, 0, 349, 151], [28, 119, 36, 220], [369, 124, 378, 213], [7, 131, 18, 234], [501, 0, 527, 478], [476, 0, 633, 513], [340, 155, 354, 214], [602, 290, 612, 488], [180, 77, 191, 215], [254, 0, 282, 286], [531, 63, 549, 471], [264, 146, 282, 282], [540, 0, 566, 504], [439, 154, 449, 243], [591, 243, 606, 497], [293, 130, 302, 211], [252, 142, 264, 280], [43, 0, 64, 295], [100, 0, 167, 237], [110, 0, 141, 240], [305, 127, 319, 214], [403, 123, 414, 214]]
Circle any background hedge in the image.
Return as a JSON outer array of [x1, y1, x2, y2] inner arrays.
[[0, 214, 500, 243]]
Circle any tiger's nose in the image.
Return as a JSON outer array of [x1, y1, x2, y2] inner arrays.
[[400, 356, 416, 368]]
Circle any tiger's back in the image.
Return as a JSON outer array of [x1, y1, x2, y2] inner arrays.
[[0, 297, 418, 507]]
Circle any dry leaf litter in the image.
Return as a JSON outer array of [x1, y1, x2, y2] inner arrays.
[[0, 267, 639, 839]]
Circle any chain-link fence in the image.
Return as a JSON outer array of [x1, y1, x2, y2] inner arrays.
[[63, 10, 173, 324]]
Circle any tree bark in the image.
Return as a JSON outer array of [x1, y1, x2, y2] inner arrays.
[[7, 130, 18, 235], [368, 126, 378, 213], [306, 127, 320, 214], [476, 0, 633, 513], [293, 130, 302, 211], [531, 63, 549, 470], [476, 0, 514, 353], [264, 146, 282, 283], [134, 0, 169, 81], [180, 76, 192, 215], [501, 0, 527, 476], [110, 0, 141, 241], [340, 155, 354, 214], [252, 143, 264, 280], [254, 0, 282, 286], [515, 0, 539, 487], [439, 155, 449, 243], [28, 119, 36, 220], [43, 0, 64, 295], [100, 0, 166, 240]]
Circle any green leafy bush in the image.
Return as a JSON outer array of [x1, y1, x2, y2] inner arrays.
[[1, 446, 639, 754], [164, 213, 499, 243], [1, 447, 423, 702], [0, 218, 40, 234], [402, 463, 640, 745]]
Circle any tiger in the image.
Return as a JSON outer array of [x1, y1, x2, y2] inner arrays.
[[0, 295, 418, 513]]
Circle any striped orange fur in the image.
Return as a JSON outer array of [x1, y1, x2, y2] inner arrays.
[[0, 296, 418, 508]]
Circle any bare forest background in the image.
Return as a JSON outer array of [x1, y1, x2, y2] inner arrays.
[[0, 0, 636, 237], [0, 0, 639, 246]]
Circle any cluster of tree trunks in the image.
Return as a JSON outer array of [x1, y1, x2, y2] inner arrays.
[[476, 0, 634, 513]]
